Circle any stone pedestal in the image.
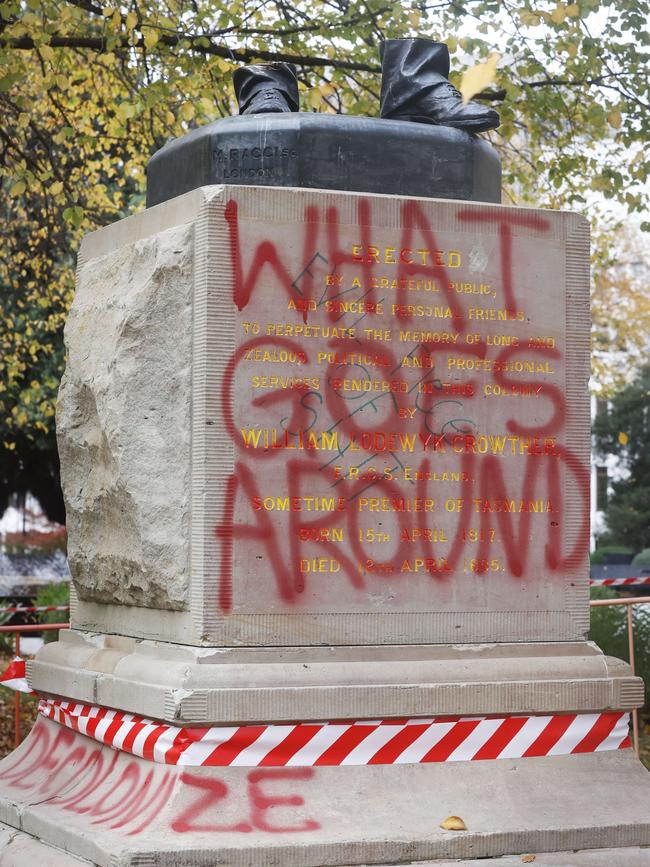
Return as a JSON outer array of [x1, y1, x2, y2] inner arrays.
[[2, 184, 649, 864], [48, 186, 593, 653]]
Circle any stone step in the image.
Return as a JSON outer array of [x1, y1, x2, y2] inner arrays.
[[0, 717, 649, 867]]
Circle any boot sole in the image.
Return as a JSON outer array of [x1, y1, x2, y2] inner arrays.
[[381, 113, 499, 134]]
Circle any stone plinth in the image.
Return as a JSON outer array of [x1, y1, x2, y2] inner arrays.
[[56, 185, 591, 650], [31, 183, 642, 726], [6, 184, 649, 865]]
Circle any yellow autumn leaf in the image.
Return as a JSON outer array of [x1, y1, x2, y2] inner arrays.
[[519, 10, 540, 25], [566, 3, 580, 16], [551, 6, 567, 24], [607, 109, 622, 129], [522, 857, 536, 864], [50, 181, 63, 195], [180, 102, 194, 120], [308, 88, 322, 109], [618, 431, 629, 445], [440, 815, 467, 831], [40, 44, 54, 61], [459, 53, 501, 103], [143, 28, 159, 49], [198, 97, 213, 114], [10, 180, 26, 196], [125, 11, 137, 29]]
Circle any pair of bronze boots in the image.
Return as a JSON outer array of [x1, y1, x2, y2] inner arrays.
[[233, 38, 499, 134]]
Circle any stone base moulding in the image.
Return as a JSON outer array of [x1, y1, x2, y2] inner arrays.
[[0, 716, 649, 867], [30, 630, 644, 724]]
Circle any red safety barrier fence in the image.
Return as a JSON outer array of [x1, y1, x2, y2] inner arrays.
[[589, 596, 650, 757], [590, 577, 650, 587], [0, 605, 70, 615], [0, 622, 69, 748]]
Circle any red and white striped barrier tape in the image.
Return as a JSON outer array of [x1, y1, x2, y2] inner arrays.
[[590, 576, 650, 587], [0, 604, 69, 615], [38, 700, 630, 767], [0, 657, 34, 694]]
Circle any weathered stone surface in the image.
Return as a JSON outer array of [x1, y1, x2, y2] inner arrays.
[[1, 818, 648, 867], [58, 222, 193, 611], [0, 823, 91, 865]]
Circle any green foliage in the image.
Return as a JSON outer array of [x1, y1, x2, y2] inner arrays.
[[0, 0, 648, 510], [593, 365, 650, 550], [34, 581, 69, 643], [590, 587, 650, 705], [632, 549, 650, 569]]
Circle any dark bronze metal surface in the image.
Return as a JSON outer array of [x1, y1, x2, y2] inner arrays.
[[146, 113, 501, 207], [379, 38, 500, 133]]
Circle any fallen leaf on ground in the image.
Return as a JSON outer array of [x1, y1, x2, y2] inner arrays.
[[439, 815, 467, 831], [522, 856, 536, 864]]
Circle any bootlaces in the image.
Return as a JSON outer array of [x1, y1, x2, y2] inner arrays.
[[439, 81, 462, 98]]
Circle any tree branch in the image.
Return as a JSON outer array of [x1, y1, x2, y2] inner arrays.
[[2, 33, 381, 71], [476, 73, 636, 103], [2, 33, 643, 100]]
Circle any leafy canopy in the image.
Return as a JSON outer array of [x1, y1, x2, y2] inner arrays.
[[0, 0, 648, 516], [591, 225, 650, 396]]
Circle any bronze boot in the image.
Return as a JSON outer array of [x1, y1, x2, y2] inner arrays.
[[379, 38, 499, 133], [233, 62, 299, 115]]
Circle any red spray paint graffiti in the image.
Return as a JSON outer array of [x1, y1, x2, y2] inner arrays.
[[214, 195, 590, 614], [1, 719, 321, 837]]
